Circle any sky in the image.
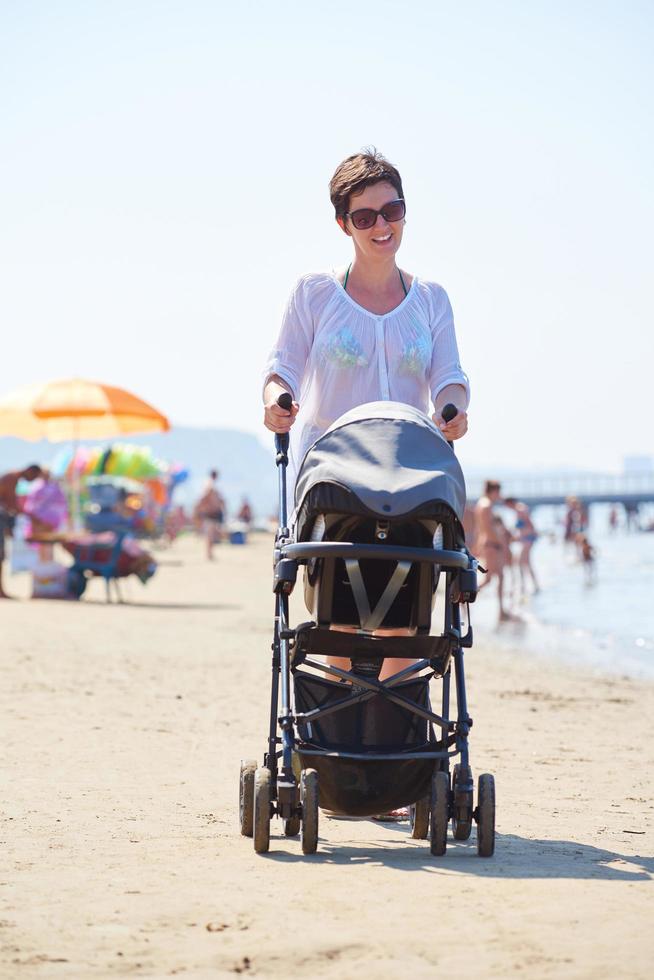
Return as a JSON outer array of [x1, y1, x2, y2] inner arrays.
[[1, 0, 652, 474]]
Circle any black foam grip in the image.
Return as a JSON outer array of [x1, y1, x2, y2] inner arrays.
[[441, 403, 458, 423], [277, 392, 293, 411]]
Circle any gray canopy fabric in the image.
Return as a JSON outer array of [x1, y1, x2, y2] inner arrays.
[[294, 401, 466, 526]]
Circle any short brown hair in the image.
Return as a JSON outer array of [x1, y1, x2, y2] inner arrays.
[[484, 480, 501, 495], [329, 148, 404, 218]]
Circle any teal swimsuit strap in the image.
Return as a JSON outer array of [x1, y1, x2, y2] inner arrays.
[[343, 264, 408, 296]]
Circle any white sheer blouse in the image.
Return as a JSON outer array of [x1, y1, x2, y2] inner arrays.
[[264, 271, 470, 467]]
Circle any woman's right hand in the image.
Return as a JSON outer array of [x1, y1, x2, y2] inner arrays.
[[263, 396, 299, 433]]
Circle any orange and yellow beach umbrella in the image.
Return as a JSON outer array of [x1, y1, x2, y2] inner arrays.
[[0, 378, 170, 442]]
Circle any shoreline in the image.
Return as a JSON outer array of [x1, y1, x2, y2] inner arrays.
[[2, 534, 653, 978], [471, 597, 654, 682]]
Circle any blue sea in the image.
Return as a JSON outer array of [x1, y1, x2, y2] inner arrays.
[[470, 503, 654, 679]]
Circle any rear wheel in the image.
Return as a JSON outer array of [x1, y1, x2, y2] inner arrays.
[[239, 759, 257, 837], [430, 771, 450, 856], [253, 767, 272, 854], [451, 764, 474, 841], [301, 769, 319, 855], [476, 773, 496, 857], [409, 795, 430, 839]]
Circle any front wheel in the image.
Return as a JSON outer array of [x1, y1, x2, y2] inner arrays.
[[476, 773, 496, 857], [301, 769, 319, 855], [253, 767, 272, 854], [451, 763, 474, 841], [430, 771, 450, 856]]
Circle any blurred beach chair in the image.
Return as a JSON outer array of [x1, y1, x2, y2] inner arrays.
[[65, 529, 130, 602]]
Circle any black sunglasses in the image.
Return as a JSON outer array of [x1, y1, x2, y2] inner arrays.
[[344, 198, 406, 230]]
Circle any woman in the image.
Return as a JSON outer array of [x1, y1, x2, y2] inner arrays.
[[263, 150, 470, 819], [264, 150, 469, 455]]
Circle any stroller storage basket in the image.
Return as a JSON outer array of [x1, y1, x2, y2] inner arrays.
[[297, 752, 437, 817]]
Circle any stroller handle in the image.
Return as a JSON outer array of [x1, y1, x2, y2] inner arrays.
[[275, 392, 293, 456], [274, 392, 294, 529], [281, 540, 469, 569], [441, 402, 457, 448]]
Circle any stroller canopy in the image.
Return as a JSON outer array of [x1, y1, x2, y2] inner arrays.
[[294, 402, 466, 535]]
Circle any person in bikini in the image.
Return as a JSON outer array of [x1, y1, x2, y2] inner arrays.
[[504, 497, 540, 595], [475, 480, 516, 622]]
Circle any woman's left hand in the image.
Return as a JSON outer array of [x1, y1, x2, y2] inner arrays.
[[432, 409, 468, 440]]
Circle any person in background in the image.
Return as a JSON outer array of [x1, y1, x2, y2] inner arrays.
[[577, 533, 596, 584], [194, 470, 225, 560], [475, 480, 515, 622], [0, 465, 43, 598], [608, 505, 619, 533], [462, 503, 477, 553], [504, 497, 540, 596], [564, 496, 583, 548], [237, 497, 253, 526], [164, 505, 187, 544], [22, 469, 68, 562], [624, 502, 640, 532], [496, 513, 516, 601]]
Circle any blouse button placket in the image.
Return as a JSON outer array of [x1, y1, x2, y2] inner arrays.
[[375, 316, 390, 399]]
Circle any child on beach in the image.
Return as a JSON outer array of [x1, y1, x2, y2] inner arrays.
[[578, 534, 596, 584]]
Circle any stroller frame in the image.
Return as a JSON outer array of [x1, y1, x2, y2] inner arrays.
[[240, 419, 495, 857]]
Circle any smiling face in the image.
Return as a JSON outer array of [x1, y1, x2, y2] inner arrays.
[[338, 180, 405, 261]]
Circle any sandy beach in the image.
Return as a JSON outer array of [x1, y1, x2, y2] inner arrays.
[[1, 532, 653, 979]]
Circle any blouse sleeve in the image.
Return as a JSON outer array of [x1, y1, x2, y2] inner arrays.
[[263, 277, 315, 400], [428, 286, 470, 408]]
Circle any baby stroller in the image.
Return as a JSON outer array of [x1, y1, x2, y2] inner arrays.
[[239, 399, 495, 857]]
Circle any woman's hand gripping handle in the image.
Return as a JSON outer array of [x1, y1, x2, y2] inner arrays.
[[433, 401, 468, 444], [274, 393, 293, 455], [440, 402, 458, 448], [264, 381, 299, 434]]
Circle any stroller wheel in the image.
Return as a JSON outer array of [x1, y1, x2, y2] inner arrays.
[[409, 796, 430, 839], [476, 773, 496, 858], [283, 815, 301, 837], [253, 767, 272, 854], [239, 759, 257, 837], [429, 771, 449, 856], [300, 768, 319, 855], [451, 764, 473, 841]]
